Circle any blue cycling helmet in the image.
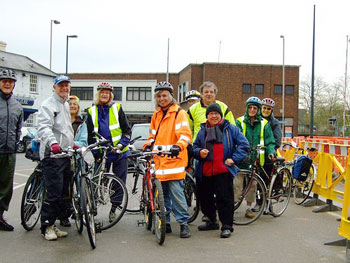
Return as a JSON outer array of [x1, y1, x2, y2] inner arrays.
[[246, 96, 262, 106]]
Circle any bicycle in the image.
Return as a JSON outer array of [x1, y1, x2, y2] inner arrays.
[[89, 132, 128, 231], [128, 148, 173, 245], [127, 144, 199, 224], [20, 156, 45, 231], [281, 143, 317, 205], [233, 145, 293, 225]]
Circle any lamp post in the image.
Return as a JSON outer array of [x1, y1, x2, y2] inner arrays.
[[66, 35, 78, 75], [342, 35, 350, 137], [49, 20, 60, 70], [280, 35, 285, 137]]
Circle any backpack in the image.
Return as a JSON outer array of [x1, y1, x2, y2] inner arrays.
[[292, 155, 313, 181]]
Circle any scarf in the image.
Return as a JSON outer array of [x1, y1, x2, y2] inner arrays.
[[205, 119, 225, 161]]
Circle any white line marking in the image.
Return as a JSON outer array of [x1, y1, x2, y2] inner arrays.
[[14, 183, 26, 190], [15, 173, 30, 178]]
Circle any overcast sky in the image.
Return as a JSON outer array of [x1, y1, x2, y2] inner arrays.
[[2, 0, 350, 84]]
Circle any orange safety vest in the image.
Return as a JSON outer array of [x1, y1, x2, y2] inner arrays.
[[144, 104, 192, 181]]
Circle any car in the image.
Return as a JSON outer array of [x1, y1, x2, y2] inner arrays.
[[130, 123, 150, 151], [17, 126, 38, 153]]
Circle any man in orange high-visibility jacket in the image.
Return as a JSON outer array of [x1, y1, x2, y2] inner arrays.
[[143, 81, 192, 238]]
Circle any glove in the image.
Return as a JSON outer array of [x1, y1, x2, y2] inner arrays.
[[143, 145, 152, 153], [51, 143, 62, 154], [170, 145, 181, 158], [119, 136, 130, 150], [73, 144, 80, 149]]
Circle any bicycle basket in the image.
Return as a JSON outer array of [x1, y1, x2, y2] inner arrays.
[[292, 155, 312, 181]]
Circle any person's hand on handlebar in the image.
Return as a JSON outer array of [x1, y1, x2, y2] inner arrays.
[[51, 143, 62, 154]]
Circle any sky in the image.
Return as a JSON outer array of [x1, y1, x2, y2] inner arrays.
[[2, 0, 350, 84]]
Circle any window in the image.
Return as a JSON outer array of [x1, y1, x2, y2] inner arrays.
[[286, 85, 294, 95], [274, 85, 282, 94], [24, 114, 34, 126], [242, 84, 251, 94], [70, 87, 93, 100], [127, 87, 152, 101], [255, 84, 264, 94], [177, 82, 188, 103], [112, 87, 122, 101], [29, 74, 37, 93]]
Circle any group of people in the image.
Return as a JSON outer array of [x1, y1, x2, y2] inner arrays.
[[0, 68, 281, 242]]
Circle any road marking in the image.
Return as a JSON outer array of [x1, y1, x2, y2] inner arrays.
[[15, 168, 35, 172], [15, 172, 30, 178], [14, 183, 26, 190]]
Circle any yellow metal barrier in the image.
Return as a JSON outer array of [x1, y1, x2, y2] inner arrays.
[[339, 153, 350, 239]]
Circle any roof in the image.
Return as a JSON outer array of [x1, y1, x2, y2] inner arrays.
[[0, 51, 56, 77]]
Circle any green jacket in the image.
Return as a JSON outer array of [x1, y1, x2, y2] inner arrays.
[[235, 106, 276, 168], [187, 100, 235, 141]]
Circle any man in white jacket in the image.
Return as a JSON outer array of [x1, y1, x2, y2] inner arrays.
[[37, 75, 74, 241]]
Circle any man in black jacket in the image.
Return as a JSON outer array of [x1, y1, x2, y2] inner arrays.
[[0, 68, 23, 231]]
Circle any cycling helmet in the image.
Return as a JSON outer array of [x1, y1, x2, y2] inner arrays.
[[246, 96, 262, 106], [261, 98, 275, 107], [0, 68, 17, 82], [154, 81, 173, 94], [185, 90, 201, 101], [97, 82, 113, 91], [69, 95, 80, 104]]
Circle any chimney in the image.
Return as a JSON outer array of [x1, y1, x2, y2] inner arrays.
[[0, 41, 7, 52]]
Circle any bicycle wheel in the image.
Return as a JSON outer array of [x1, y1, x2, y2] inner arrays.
[[72, 175, 83, 233], [125, 167, 144, 213], [21, 169, 45, 231], [184, 173, 199, 223], [233, 171, 266, 225], [293, 165, 315, 205], [81, 178, 96, 249], [269, 167, 292, 217], [92, 173, 128, 231], [152, 179, 166, 245], [141, 177, 153, 231]]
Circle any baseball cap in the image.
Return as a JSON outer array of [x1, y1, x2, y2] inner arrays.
[[54, 75, 71, 85]]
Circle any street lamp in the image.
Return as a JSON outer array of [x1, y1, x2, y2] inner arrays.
[[342, 35, 350, 137], [49, 20, 60, 70], [66, 35, 78, 75], [280, 35, 285, 137]]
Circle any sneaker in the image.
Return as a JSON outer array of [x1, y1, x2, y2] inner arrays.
[[251, 203, 261, 213], [43, 225, 57, 241], [54, 226, 68, 238], [201, 215, 210, 222], [245, 209, 255, 219], [220, 229, 231, 238], [0, 219, 14, 231], [166, 223, 172, 233], [109, 210, 117, 223], [180, 224, 191, 238], [60, 219, 71, 227], [198, 221, 219, 231]]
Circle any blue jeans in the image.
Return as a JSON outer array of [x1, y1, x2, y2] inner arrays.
[[161, 180, 189, 225]]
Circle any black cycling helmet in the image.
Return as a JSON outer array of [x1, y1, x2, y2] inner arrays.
[[154, 81, 173, 94], [0, 68, 17, 82]]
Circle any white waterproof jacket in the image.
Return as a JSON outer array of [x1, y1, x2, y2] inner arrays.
[[37, 92, 74, 160]]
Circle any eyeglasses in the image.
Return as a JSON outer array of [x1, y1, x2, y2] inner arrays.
[[248, 106, 258, 110], [262, 106, 272, 111]]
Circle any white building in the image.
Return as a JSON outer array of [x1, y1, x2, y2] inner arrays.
[[0, 47, 56, 127]]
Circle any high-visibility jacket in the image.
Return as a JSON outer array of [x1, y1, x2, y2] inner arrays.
[[236, 114, 275, 167], [88, 103, 128, 153], [187, 100, 235, 141], [144, 104, 192, 181]]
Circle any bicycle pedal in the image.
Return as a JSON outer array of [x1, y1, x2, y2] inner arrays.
[[137, 220, 146, 226]]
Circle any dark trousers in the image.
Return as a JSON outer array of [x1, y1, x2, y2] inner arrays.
[[0, 154, 16, 212], [41, 157, 72, 229], [197, 173, 233, 231], [106, 157, 128, 207]]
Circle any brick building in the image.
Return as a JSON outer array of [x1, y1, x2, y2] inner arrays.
[[69, 62, 299, 137]]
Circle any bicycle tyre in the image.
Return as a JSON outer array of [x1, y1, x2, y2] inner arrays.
[[269, 167, 292, 217], [142, 176, 153, 231], [125, 168, 144, 213], [20, 169, 45, 231], [152, 178, 166, 245], [293, 165, 315, 205], [233, 171, 266, 225], [81, 178, 96, 249], [184, 173, 199, 223], [72, 175, 83, 233], [92, 173, 128, 231]]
